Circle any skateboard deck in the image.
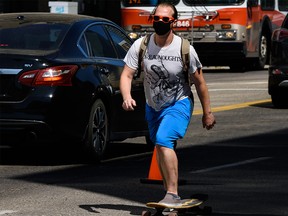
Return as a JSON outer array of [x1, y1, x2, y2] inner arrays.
[[146, 198, 203, 209], [142, 196, 211, 216]]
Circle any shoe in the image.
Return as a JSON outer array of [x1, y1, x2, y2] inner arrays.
[[158, 192, 182, 208]]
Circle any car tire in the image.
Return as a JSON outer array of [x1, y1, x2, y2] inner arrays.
[[86, 99, 109, 162]]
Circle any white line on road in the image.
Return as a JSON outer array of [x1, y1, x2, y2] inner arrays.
[[190, 157, 272, 173], [207, 81, 268, 85], [0, 210, 18, 215]]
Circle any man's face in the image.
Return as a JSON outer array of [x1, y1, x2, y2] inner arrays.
[[153, 6, 175, 36]]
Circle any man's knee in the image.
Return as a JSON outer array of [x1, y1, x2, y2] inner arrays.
[[155, 143, 175, 151]]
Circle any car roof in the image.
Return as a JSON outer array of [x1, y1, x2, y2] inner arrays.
[[0, 12, 110, 28]]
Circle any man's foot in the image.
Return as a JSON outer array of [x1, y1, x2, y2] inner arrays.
[[158, 192, 182, 207]]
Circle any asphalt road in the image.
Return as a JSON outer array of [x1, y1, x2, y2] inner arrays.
[[0, 69, 288, 216]]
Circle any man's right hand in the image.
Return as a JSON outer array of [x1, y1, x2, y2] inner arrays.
[[122, 98, 137, 111]]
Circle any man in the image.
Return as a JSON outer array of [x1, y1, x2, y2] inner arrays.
[[120, 2, 216, 207]]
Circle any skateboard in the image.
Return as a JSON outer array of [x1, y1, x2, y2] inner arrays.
[[141, 196, 211, 216]]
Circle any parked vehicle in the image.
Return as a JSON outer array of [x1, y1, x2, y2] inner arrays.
[[121, 0, 287, 71], [0, 13, 148, 161], [268, 14, 288, 108]]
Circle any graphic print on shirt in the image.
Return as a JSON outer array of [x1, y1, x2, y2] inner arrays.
[[146, 59, 183, 105]]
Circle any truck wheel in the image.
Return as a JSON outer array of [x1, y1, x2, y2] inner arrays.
[[258, 34, 268, 69]]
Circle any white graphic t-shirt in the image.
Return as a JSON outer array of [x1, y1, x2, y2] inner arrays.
[[124, 33, 202, 111]]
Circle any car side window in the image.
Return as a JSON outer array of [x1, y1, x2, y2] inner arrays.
[[78, 35, 89, 56], [83, 24, 117, 58], [105, 25, 132, 59]]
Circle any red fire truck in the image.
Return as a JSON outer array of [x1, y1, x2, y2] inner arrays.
[[121, 0, 287, 71]]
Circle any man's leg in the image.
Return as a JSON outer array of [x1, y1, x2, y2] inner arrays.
[[145, 98, 192, 205], [156, 145, 178, 195]]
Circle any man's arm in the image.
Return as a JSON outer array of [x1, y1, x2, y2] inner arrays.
[[191, 68, 216, 130], [120, 64, 137, 111]]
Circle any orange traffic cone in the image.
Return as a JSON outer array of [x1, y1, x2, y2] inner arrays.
[[140, 147, 163, 184], [140, 146, 187, 185]]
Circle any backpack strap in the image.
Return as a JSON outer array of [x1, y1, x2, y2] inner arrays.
[[181, 37, 191, 85], [134, 34, 151, 79]]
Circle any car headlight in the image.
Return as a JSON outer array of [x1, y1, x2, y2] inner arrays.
[[128, 32, 139, 40]]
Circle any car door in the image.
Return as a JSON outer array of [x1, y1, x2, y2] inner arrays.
[[82, 23, 147, 137], [103, 24, 148, 135]]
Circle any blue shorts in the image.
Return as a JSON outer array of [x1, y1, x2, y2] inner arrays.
[[145, 97, 193, 149]]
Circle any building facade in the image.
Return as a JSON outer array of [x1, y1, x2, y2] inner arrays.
[[0, 0, 121, 25]]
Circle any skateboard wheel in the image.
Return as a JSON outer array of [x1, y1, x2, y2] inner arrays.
[[141, 210, 152, 216]]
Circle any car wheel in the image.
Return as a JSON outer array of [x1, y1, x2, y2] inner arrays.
[[86, 99, 109, 161]]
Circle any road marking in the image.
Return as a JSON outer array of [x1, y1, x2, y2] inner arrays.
[[190, 157, 272, 173], [193, 99, 271, 115], [207, 81, 268, 85], [0, 210, 18, 215], [102, 151, 152, 163]]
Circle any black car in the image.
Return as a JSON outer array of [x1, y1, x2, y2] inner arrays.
[[268, 14, 288, 108], [0, 13, 148, 160]]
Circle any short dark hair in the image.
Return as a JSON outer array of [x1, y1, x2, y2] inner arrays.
[[152, 2, 178, 20]]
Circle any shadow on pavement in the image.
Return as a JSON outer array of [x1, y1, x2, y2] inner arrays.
[[1, 127, 288, 216]]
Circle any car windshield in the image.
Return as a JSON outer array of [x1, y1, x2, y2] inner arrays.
[[0, 23, 70, 50]]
